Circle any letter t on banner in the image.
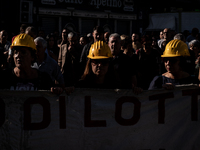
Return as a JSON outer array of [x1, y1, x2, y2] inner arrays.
[[182, 88, 200, 121], [149, 92, 174, 124]]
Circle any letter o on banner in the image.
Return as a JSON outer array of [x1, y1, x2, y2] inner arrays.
[[115, 96, 141, 126]]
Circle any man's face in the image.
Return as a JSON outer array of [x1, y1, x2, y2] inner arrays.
[[160, 31, 164, 39], [190, 44, 200, 58], [132, 33, 138, 42], [68, 36, 78, 52], [68, 36, 77, 46], [163, 29, 171, 40], [108, 36, 121, 56], [35, 41, 45, 58], [0, 31, 8, 44], [93, 30, 103, 42]]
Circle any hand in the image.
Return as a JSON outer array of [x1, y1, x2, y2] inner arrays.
[[7, 55, 11, 63], [65, 86, 75, 95], [68, 45, 75, 52], [195, 56, 200, 65], [132, 84, 143, 95], [51, 87, 63, 95], [162, 83, 175, 90]]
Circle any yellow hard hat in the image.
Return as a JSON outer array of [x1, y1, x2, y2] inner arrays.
[[87, 41, 113, 59], [161, 39, 190, 57], [10, 33, 36, 50]]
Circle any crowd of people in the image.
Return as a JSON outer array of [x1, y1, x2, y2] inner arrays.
[[0, 24, 200, 94]]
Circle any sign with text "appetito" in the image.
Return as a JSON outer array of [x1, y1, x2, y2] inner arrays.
[[1, 86, 200, 150]]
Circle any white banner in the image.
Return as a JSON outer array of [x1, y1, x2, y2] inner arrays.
[[1, 86, 200, 150]]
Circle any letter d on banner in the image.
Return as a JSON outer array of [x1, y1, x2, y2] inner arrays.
[[24, 97, 51, 130]]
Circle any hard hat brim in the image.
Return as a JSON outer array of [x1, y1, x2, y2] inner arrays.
[[87, 56, 111, 59], [161, 54, 181, 57], [10, 45, 36, 50]]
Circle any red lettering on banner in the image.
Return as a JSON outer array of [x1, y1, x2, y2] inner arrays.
[[24, 97, 51, 130], [84, 96, 107, 127], [59, 96, 66, 129], [0, 98, 5, 127], [182, 88, 200, 121], [149, 92, 174, 124], [115, 96, 141, 126]]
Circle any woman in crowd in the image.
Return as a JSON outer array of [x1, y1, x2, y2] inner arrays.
[[148, 39, 199, 90], [0, 33, 63, 94], [76, 40, 143, 94], [76, 40, 118, 89], [46, 33, 59, 62]]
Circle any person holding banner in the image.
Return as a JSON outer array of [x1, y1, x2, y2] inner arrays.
[[148, 39, 199, 90], [0, 33, 63, 94], [76, 40, 118, 89], [76, 40, 142, 94]]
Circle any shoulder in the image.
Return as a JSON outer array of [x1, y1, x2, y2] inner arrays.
[[162, 72, 168, 77], [46, 54, 58, 64], [83, 42, 93, 50]]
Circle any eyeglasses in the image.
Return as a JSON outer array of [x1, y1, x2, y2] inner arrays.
[[91, 59, 110, 66]]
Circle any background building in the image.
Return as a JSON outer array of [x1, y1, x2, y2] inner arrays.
[[1, 0, 200, 38]]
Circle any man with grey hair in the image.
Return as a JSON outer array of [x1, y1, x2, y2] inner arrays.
[[25, 26, 37, 39], [174, 33, 186, 42], [58, 31, 82, 86], [108, 33, 142, 94], [188, 39, 200, 75], [108, 33, 121, 57], [33, 37, 65, 88]]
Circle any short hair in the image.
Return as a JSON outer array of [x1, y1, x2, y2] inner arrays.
[[68, 32, 77, 38], [34, 37, 47, 48], [0, 30, 7, 36], [120, 34, 129, 41], [20, 24, 28, 33], [93, 26, 104, 34], [25, 26, 37, 37], [109, 33, 121, 42], [189, 39, 200, 48], [192, 28, 199, 35], [174, 33, 185, 41]]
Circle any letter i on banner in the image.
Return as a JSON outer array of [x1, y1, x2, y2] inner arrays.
[[0, 98, 5, 127], [59, 96, 66, 129]]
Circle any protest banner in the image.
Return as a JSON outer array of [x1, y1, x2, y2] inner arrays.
[[0, 85, 200, 150]]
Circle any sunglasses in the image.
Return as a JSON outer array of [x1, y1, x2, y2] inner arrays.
[[91, 59, 110, 66], [162, 57, 179, 64]]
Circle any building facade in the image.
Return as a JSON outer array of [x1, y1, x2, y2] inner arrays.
[[19, 0, 147, 36]]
